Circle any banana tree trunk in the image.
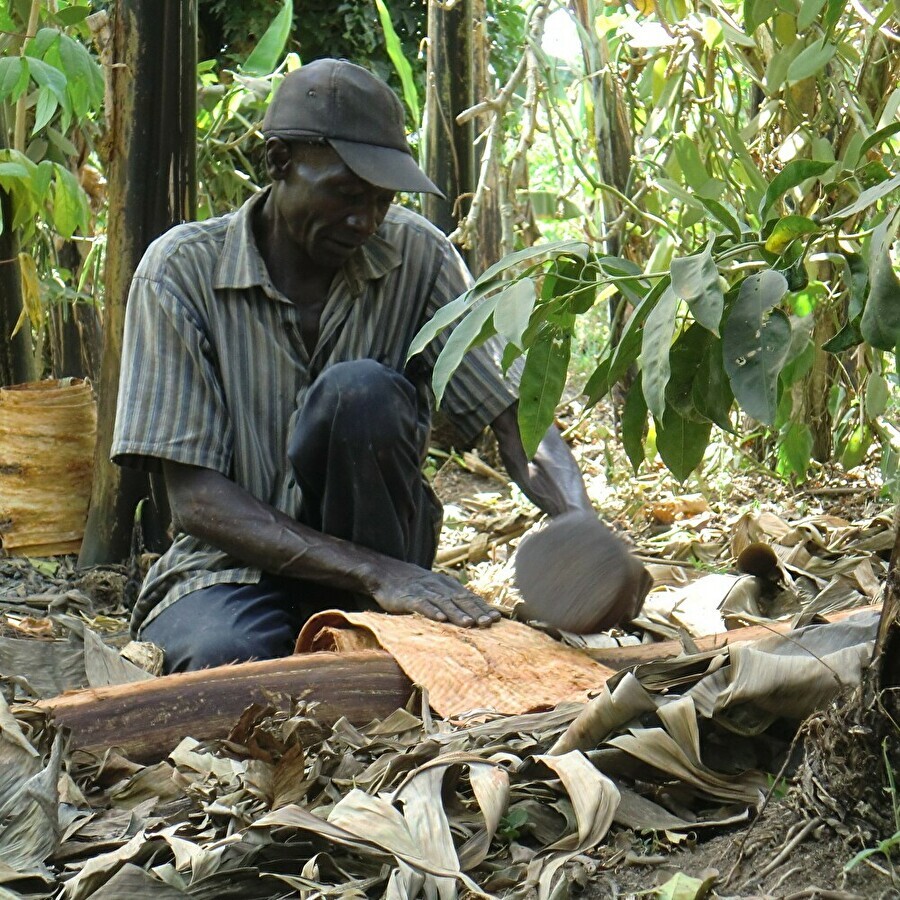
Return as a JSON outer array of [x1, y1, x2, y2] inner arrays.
[[423, 0, 475, 244], [79, 0, 196, 565], [0, 107, 38, 387]]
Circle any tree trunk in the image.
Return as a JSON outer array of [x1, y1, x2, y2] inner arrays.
[[0, 107, 38, 388], [424, 0, 475, 245], [570, 0, 632, 255], [803, 282, 837, 462], [36, 650, 413, 764], [48, 242, 102, 381], [48, 302, 103, 382], [79, 0, 196, 565], [467, 0, 501, 278]]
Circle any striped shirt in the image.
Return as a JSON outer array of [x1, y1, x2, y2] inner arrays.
[[112, 189, 518, 633]]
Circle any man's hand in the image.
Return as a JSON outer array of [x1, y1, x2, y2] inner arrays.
[[369, 560, 501, 627], [163, 461, 501, 627], [491, 403, 593, 518]]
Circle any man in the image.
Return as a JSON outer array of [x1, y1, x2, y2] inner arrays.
[[112, 58, 593, 673]]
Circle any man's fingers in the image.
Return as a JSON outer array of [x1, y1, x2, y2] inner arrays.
[[419, 586, 501, 628], [453, 593, 501, 626], [416, 596, 473, 627]]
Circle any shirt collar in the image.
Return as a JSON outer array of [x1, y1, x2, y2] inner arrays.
[[213, 188, 403, 296]]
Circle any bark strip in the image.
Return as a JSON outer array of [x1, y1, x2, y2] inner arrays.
[[36, 650, 413, 763]]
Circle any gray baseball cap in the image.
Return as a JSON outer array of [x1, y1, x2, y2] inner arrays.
[[262, 58, 443, 197]]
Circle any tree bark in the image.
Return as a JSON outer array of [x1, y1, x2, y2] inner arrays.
[[466, 0, 501, 278], [424, 0, 475, 245], [79, 0, 196, 565], [35, 650, 413, 763], [48, 241, 103, 381], [0, 107, 38, 388]]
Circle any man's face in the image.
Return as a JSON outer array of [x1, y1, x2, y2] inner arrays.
[[273, 143, 396, 268]]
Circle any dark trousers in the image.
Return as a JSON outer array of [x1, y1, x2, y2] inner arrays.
[[142, 360, 440, 673]]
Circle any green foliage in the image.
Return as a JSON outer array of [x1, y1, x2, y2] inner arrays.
[[198, 0, 427, 121], [0, 0, 105, 371], [414, 0, 900, 483], [0, 9, 102, 243], [374, 0, 420, 123], [242, 0, 294, 77]]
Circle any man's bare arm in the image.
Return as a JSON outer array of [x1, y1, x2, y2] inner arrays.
[[162, 460, 500, 626], [490, 403, 593, 517]]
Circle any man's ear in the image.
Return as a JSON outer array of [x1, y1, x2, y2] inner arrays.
[[265, 138, 292, 180]]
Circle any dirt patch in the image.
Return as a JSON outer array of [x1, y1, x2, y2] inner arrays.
[[583, 693, 900, 899]]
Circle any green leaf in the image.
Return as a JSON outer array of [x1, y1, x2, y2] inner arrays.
[[640, 285, 678, 420], [797, 0, 826, 30], [674, 136, 709, 192], [824, 172, 900, 223], [51, 164, 88, 239], [709, 110, 768, 201], [525, 190, 582, 220], [667, 323, 714, 420], [29, 27, 60, 59], [860, 123, 900, 158], [584, 278, 671, 405], [692, 338, 735, 430], [780, 334, 815, 388], [698, 197, 742, 236], [53, 5, 91, 26], [493, 279, 536, 349], [46, 126, 78, 157], [787, 40, 836, 84], [517, 325, 571, 459], [25, 57, 68, 105], [860, 213, 900, 351], [560, 256, 597, 315], [476, 240, 588, 287], [821, 0, 844, 35], [670, 241, 724, 334], [840, 424, 873, 470], [764, 215, 821, 253], [843, 251, 869, 319], [431, 296, 499, 405], [375, 0, 420, 122], [622, 375, 648, 474], [0, 57, 30, 104], [759, 159, 833, 221], [655, 407, 712, 482], [242, 0, 293, 76], [777, 421, 813, 479], [58, 34, 102, 117], [32, 160, 53, 200], [723, 271, 792, 424], [823, 321, 863, 353], [32, 87, 59, 134], [866, 373, 890, 419], [744, 0, 777, 33], [765, 40, 805, 94], [0, 161, 31, 181], [408, 291, 477, 359]]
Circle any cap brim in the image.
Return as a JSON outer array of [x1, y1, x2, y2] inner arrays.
[[329, 139, 445, 198]]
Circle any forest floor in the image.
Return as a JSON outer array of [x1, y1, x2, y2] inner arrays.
[[1, 396, 899, 898]]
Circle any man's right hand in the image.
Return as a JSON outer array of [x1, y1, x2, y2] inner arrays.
[[369, 560, 501, 628]]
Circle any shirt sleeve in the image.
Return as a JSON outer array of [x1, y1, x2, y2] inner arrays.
[[417, 240, 520, 444], [111, 258, 234, 475]]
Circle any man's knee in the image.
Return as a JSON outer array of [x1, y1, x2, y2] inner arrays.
[[295, 360, 419, 450], [140, 583, 298, 673]]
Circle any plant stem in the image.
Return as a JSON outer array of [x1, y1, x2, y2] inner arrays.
[[13, 0, 42, 153]]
